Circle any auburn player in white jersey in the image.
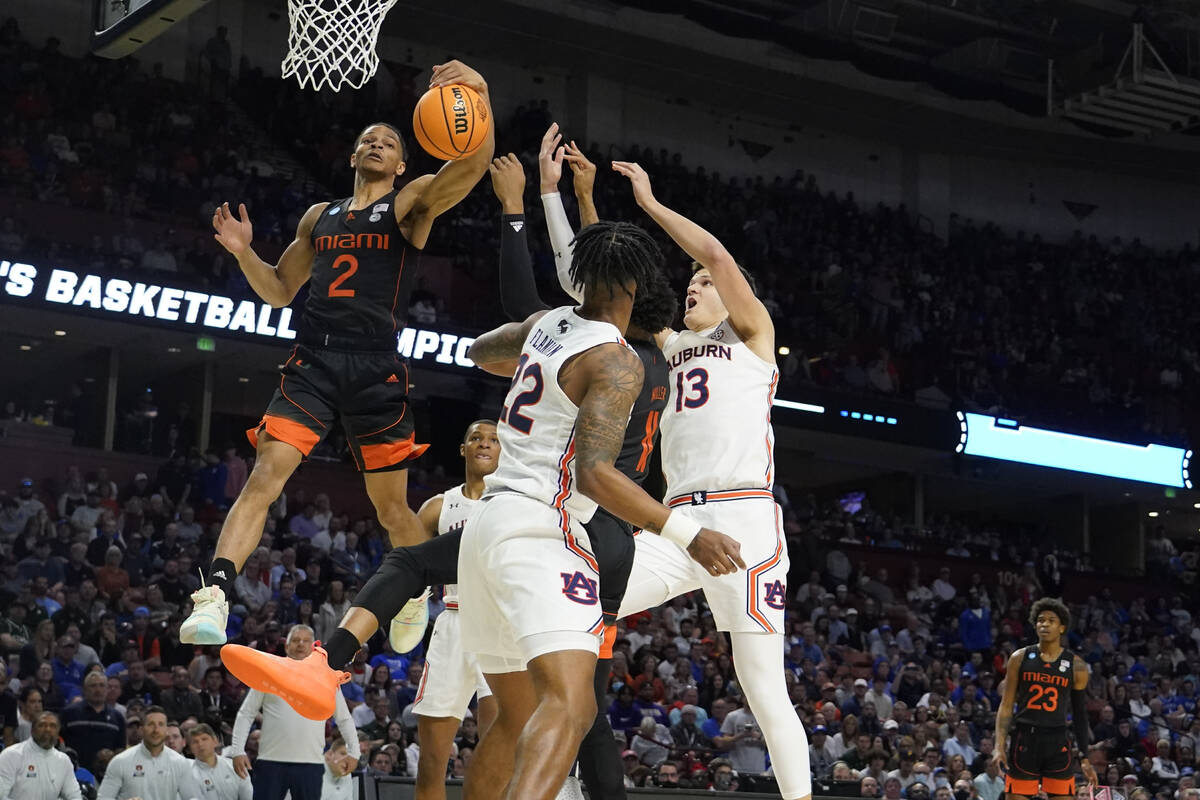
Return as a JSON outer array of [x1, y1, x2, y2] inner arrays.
[[460, 221, 744, 800], [411, 420, 500, 800], [609, 161, 812, 800]]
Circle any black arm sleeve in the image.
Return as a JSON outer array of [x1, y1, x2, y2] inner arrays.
[[499, 213, 550, 322], [1071, 688, 1091, 755]]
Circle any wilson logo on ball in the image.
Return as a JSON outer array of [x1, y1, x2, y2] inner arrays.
[[413, 84, 491, 161]]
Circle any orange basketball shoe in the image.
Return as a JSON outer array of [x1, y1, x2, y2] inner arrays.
[[220, 642, 350, 720]]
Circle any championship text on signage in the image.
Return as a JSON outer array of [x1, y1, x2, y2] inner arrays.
[[0, 260, 476, 368]]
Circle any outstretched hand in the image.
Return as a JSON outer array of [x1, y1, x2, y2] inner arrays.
[[611, 161, 656, 207], [538, 123, 565, 194], [685, 528, 746, 576], [213, 202, 252, 256], [489, 153, 526, 214], [564, 140, 597, 199]]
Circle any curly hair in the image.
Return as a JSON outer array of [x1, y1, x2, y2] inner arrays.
[[1029, 597, 1071, 629], [569, 222, 663, 302], [629, 268, 677, 334]]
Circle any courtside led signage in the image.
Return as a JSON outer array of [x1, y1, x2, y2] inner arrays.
[[957, 412, 1192, 488]]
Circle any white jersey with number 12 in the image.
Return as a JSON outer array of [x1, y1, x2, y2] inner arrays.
[[483, 306, 633, 526]]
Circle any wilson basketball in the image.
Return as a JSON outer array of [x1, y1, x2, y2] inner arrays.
[[412, 84, 491, 160]]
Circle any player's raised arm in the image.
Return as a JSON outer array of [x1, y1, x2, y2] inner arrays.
[[537, 123, 586, 304], [466, 311, 548, 377], [490, 154, 551, 321], [402, 60, 496, 248], [613, 160, 772, 351], [564, 140, 599, 227], [213, 201, 322, 308], [572, 343, 746, 576]]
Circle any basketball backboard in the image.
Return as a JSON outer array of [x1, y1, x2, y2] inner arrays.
[[92, 0, 211, 58]]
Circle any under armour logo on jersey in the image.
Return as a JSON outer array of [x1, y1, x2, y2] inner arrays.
[[763, 580, 787, 609], [557, 320, 569, 334], [509, 220, 524, 232], [385, 374, 400, 384], [560, 571, 598, 605], [709, 327, 725, 341]]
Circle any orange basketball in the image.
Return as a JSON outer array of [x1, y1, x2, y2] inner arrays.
[[412, 84, 490, 160]]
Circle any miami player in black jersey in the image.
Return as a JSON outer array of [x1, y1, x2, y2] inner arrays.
[[181, 59, 495, 647], [993, 597, 1098, 800], [207, 150, 684, 798]]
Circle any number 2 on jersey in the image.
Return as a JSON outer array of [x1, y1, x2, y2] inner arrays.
[[675, 368, 709, 412], [1026, 685, 1058, 712], [328, 254, 359, 298], [500, 354, 544, 435]]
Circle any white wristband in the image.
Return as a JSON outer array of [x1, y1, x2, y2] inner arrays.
[[660, 509, 701, 549]]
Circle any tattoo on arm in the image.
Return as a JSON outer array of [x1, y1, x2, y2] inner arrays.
[[574, 346, 644, 473]]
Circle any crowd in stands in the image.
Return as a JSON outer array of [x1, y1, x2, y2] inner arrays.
[[2, 18, 1199, 448], [0, 451, 1197, 797]]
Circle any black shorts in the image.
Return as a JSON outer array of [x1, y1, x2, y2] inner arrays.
[[248, 344, 428, 472], [584, 508, 635, 624], [1006, 724, 1076, 794]]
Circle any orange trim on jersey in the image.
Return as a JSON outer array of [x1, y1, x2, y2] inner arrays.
[[744, 504, 785, 633], [552, 434, 599, 572], [1004, 777, 1040, 797], [589, 618, 606, 636], [413, 661, 431, 705], [598, 625, 617, 659], [390, 248, 407, 335], [444, 601, 459, 611], [666, 489, 774, 507], [247, 414, 321, 456], [278, 349, 328, 430], [360, 434, 430, 471], [552, 437, 576, 532], [1041, 777, 1076, 796], [764, 370, 779, 485]]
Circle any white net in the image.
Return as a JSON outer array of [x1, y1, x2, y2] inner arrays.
[[281, 0, 398, 92]]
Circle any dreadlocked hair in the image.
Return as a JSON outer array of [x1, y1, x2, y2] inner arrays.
[[1029, 596, 1071, 629], [630, 267, 678, 334], [569, 221, 663, 301]]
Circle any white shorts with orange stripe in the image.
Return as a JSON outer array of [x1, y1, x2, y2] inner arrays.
[[458, 493, 604, 673], [412, 608, 492, 719], [617, 492, 788, 633]]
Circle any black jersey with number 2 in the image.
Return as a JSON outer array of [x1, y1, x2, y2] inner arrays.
[[1013, 646, 1077, 727], [304, 189, 419, 338]]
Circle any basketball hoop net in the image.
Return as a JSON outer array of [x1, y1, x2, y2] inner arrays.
[[281, 0, 398, 92]]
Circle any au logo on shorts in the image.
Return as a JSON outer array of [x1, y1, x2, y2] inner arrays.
[[560, 571, 599, 605], [763, 579, 787, 609]]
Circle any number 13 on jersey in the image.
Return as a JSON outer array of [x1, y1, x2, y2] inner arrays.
[[675, 368, 709, 412]]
